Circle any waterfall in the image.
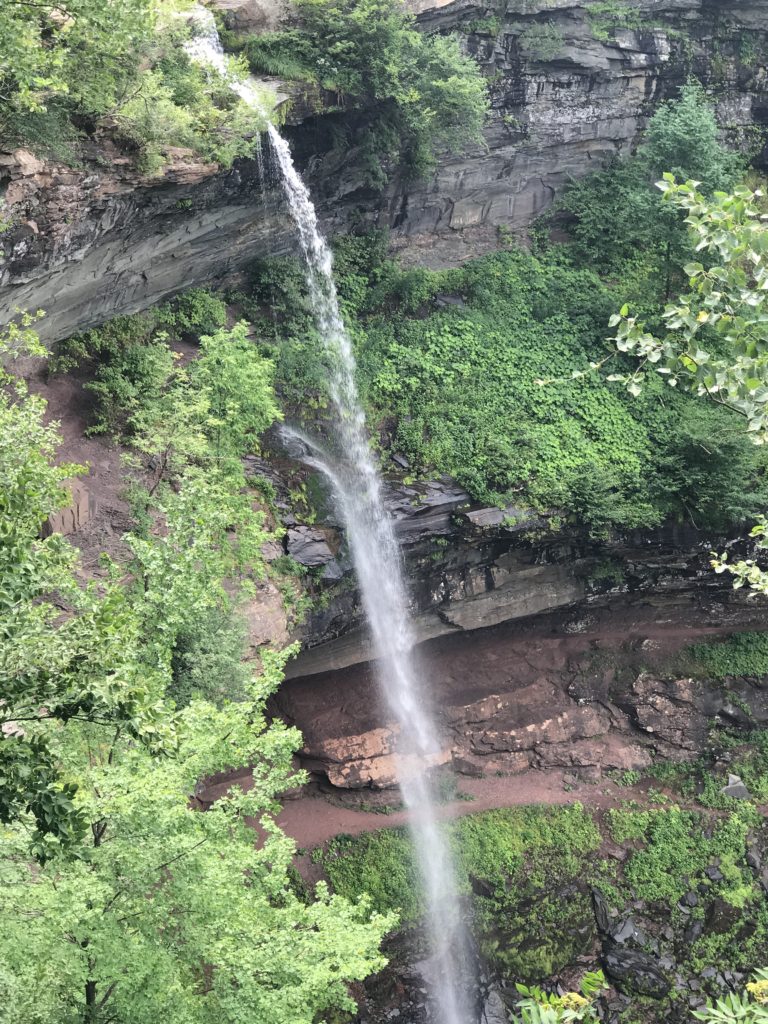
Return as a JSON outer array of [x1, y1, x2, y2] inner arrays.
[[188, 14, 472, 1022]]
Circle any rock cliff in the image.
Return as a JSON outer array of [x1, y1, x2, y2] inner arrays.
[[2, 0, 767, 339]]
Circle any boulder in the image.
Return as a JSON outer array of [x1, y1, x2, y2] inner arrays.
[[603, 945, 671, 998], [209, 0, 288, 33], [720, 773, 752, 800], [41, 480, 96, 537], [286, 525, 337, 566], [705, 897, 741, 935]]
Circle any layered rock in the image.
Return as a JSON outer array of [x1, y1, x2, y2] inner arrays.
[[283, 462, 747, 675], [2, 0, 767, 338], [277, 593, 768, 789]]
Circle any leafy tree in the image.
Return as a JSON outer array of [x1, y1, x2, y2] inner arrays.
[[0, 316, 172, 859], [240, 0, 489, 185], [551, 83, 741, 298], [1, 316, 393, 1021], [191, 322, 281, 469], [126, 469, 273, 673], [0, 650, 394, 1024], [169, 606, 252, 708], [0, 0, 267, 169], [607, 178, 768, 590]]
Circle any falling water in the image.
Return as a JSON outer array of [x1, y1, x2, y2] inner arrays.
[[188, 14, 472, 1022]]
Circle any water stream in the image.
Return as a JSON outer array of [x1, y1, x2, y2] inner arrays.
[[188, 16, 472, 1021]]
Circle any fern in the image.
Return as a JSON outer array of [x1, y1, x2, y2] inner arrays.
[[693, 969, 768, 1023]]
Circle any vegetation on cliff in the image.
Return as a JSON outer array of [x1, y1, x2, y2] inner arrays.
[[230, 0, 489, 184], [315, 797, 768, 1018], [236, 88, 767, 537], [0, 0, 271, 170], [0, 0, 487, 180]]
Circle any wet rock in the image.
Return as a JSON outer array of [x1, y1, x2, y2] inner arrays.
[[480, 988, 508, 1024], [592, 889, 613, 935], [462, 504, 540, 531], [603, 945, 672, 998], [42, 480, 96, 537], [705, 897, 741, 934], [683, 919, 704, 944], [320, 559, 344, 581], [309, 726, 452, 789], [611, 918, 647, 947], [210, 0, 288, 33], [286, 525, 337, 566]]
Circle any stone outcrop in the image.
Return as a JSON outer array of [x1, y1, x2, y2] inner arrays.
[[41, 480, 96, 538], [2, 0, 767, 339], [277, 591, 768, 789], [283, 459, 752, 675]]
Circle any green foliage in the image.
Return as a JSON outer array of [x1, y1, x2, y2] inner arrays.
[[258, 234, 768, 535], [161, 287, 228, 336], [607, 178, 768, 592], [0, 650, 394, 1024], [0, 318, 172, 859], [86, 332, 175, 436], [586, 1, 655, 43], [190, 321, 281, 469], [548, 84, 741, 291], [319, 805, 601, 975], [0, 315, 392, 1020], [609, 179, 768, 433], [322, 829, 422, 920], [240, 0, 489, 185], [606, 807, 755, 909], [687, 633, 768, 679], [694, 969, 768, 1022], [513, 971, 607, 1023], [126, 469, 273, 667], [52, 300, 280, 476], [0, 1, 267, 169]]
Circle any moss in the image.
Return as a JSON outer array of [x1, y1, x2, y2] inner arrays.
[[686, 632, 768, 679]]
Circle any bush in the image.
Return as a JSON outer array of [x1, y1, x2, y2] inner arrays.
[[239, 0, 489, 185], [161, 288, 228, 337], [0, 2, 266, 170], [318, 805, 601, 975], [259, 231, 768, 535], [545, 83, 742, 294]]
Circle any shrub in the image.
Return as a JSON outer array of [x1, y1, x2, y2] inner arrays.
[[239, 0, 489, 185], [161, 288, 228, 337], [688, 633, 768, 679], [169, 606, 252, 707]]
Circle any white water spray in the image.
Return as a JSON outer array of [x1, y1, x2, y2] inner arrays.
[[188, 15, 472, 1021]]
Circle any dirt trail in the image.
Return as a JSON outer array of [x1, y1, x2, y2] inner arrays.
[[274, 769, 626, 849]]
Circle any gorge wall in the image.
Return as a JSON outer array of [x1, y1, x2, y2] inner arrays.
[[1, 0, 767, 341]]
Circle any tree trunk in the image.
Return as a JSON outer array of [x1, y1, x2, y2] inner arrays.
[[84, 977, 97, 1024]]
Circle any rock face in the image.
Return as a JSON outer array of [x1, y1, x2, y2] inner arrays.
[[285, 464, 754, 676], [277, 588, 768, 788], [2, 0, 767, 338]]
